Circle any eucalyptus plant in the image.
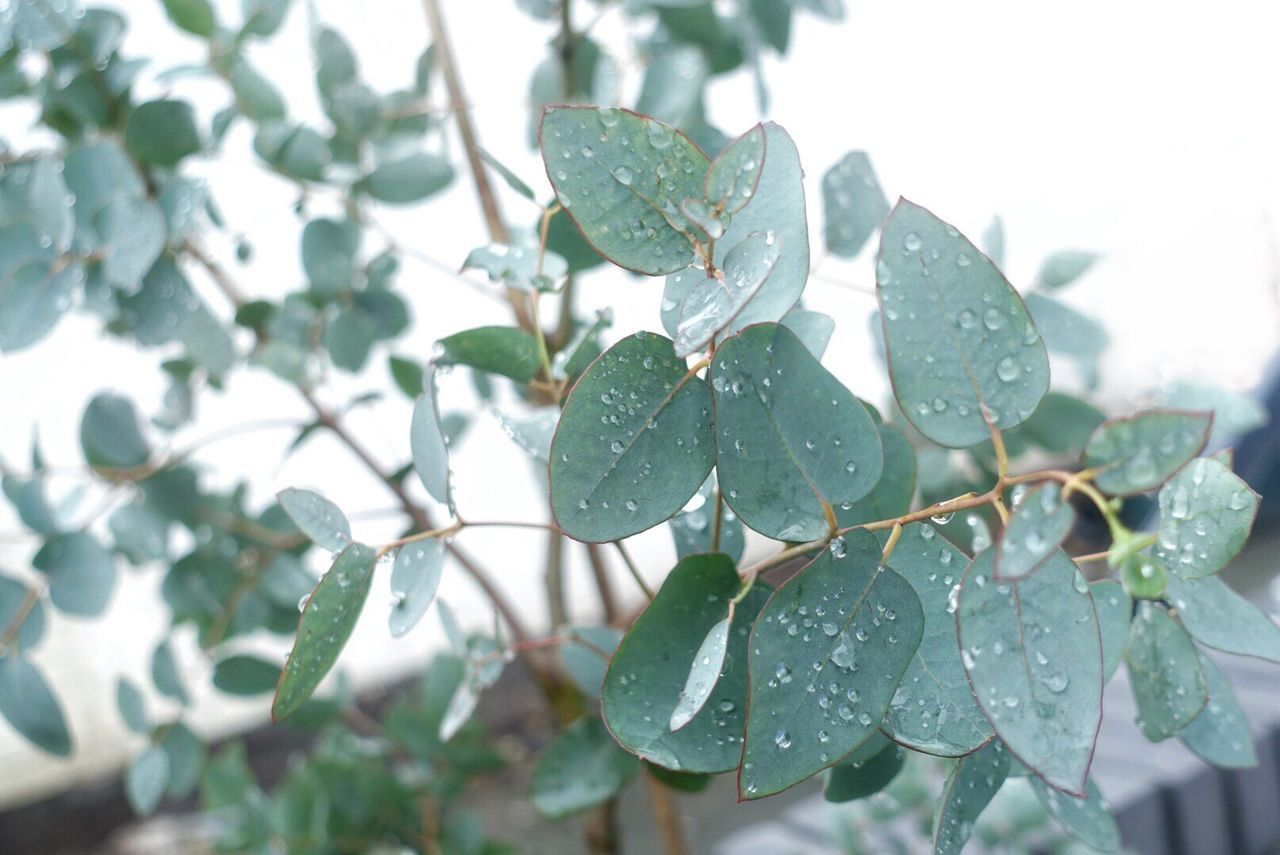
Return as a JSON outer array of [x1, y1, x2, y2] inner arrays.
[[0, 0, 1274, 853]]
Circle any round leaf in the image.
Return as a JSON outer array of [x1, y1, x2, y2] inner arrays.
[[550, 332, 714, 542], [1154, 457, 1258, 578], [277, 488, 352, 553], [531, 716, 639, 819], [33, 532, 117, 616], [81, 393, 150, 469], [125, 100, 202, 167], [994, 483, 1075, 580], [1082, 409, 1212, 496], [388, 538, 445, 637]]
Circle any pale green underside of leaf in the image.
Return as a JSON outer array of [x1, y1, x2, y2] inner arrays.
[[277, 488, 352, 553]]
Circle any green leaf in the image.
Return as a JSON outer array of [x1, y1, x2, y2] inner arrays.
[[835, 424, 916, 529], [109, 502, 170, 565], [0, 655, 71, 756], [1154, 457, 1258, 578], [823, 735, 905, 802], [1029, 776, 1121, 852], [1090, 580, 1131, 683], [1177, 652, 1256, 768], [162, 0, 217, 36], [97, 196, 167, 290], [229, 58, 286, 121], [323, 306, 376, 372], [879, 523, 993, 756], [646, 764, 711, 793], [160, 722, 205, 798], [931, 740, 1010, 855], [212, 655, 281, 695], [359, 152, 454, 204], [301, 218, 360, 294], [1125, 602, 1206, 741], [33, 532, 117, 616], [636, 45, 708, 127], [1083, 410, 1212, 496], [995, 484, 1074, 580], [531, 716, 639, 819], [126, 746, 170, 816], [116, 677, 149, 734], [388, 538, 445, 638], [559, 625, 621, 701], [273, 543, 377, 720], [277, 487, 352, 552], [956, 549, 1101, 795], [876, 199, 1050, 448], [668, 476, 745, 564], [822, 151, 889, 258], [411, 376, 453, 510], [1024, 292, 1109, 386], [540, 106, 708, 275], [436, 326, 541, 383], [81, 393, 150, 469], [780, 308, 835, 359], [602, 554, 769, 773], [673, 230, 784, 357], [1036, 250, 1100, 290], [705, 123, 765, 216], [494, 406, 558, 463], [126, 100, 202, 167], [389, 354, 425, 398], [151, 639, 188, 705], [1018, 392, 1104, 455], [550, 332, 713, 542], [713, 323, 882, 540], [1163, 573, 1280, 662], [0, 260, 81, 352], [741, 530, 923, 799], [662, 123, 809, 338], [0, 575, 45, 650], [1120, 552, 1167, 600]]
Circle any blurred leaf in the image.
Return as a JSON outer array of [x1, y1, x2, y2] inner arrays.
[[1036, 250, 1100, 290], [116, 677, 149, 734], [278, 487, 352, 552], [126, 746, 170, 816], [531, 716, 639, 819], [161, 0, 216, 36], [33, 532, 117, 616], [212, 655, 281, 696], [1084, 410, 1212, 495], [0, 655, 71, 756], [388, 538, 445, 638], [126, 100, 202, 166], [822, 151, 888, 258]]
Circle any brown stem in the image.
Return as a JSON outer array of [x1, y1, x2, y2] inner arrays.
[[584, 798, 621, 855], [645, 771, 690, 855], [545, 530, 567, 628], [0, 585, 42, 652], [584, 543, 620, 622]]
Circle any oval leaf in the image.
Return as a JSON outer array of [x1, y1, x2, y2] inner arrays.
[[411, 375, 453, 510], [531, 716, 639, 819], [957, 549, 1101, 796], [880, 523, 993, 756], [673, 230, 782, 357], [932, 740, 1010, 855], [0, 655, 71, 756], [126, 746, 170, 816], [212, 655, 281, 696], [876, 199, 1050, 448], [1154, 457, 1258, 578], [388, 538, 446, 637], [994, 483, 1074, 580], [1082, 410, 1212, 496], [741, 530, 924, 799], [669, 614, 731, 732], [33, 532, 118, 617], [705, 123, 765, 215], [272, 543, 377, 721], [1177, 652, 1257, 769], [81, 393, 150, 469], [1029, 776, 1121, 852], [436, 326, 541, 383], [1164, 573, 1280, 662], [822, 151, 889, 258], [713, 323, 883, 541], [1124, 601, 1207, 741], [277, 488, 352, 553], [602, 553, 769, 773], [550, 332, 714, 542], [540, 106, 708, 275]]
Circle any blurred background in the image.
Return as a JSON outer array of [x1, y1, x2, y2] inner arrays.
[[2, 0, 1279, 850]]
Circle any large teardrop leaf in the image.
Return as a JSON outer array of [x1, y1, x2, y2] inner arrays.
[[0, 655, 71, 756], [1082, 410, 1212, 496], [540, 106, 708, 275], [1124, 601, 1206, 741], [1177, 652, 1256, 768], [956, 549, 1101, 796], [601, 553, 769, 773], [550, 332, 714, 542], [1163, 573, 1280, 663], [1090, 579, 1131, 682], [1029, 776, 1121, 852], [272, 543, 376, 721], [740, 530, 923, 799], [1154, 457, 1258, 578], [713, 323, 883, 541], [531, 716, 639, 819], [876, 199, 1049, 448], [661, 122, 809, 339], [994, 483, 1074, 580], [931, 740, 1010, 855], [880, 523, 993, 756]]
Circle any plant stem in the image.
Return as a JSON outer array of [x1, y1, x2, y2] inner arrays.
[[613, 541, 654, 599], [585, 543, 620, 621], [545, 529, 567, 628], [709, 486, 725, 553], [0, 584, 42, 653], [645, 771, 690, 855]]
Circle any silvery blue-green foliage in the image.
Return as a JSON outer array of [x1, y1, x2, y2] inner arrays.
[[0, 0, 1272, 851]]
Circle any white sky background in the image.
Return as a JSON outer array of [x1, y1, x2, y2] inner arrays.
[[1, 0, 1279, 806]]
